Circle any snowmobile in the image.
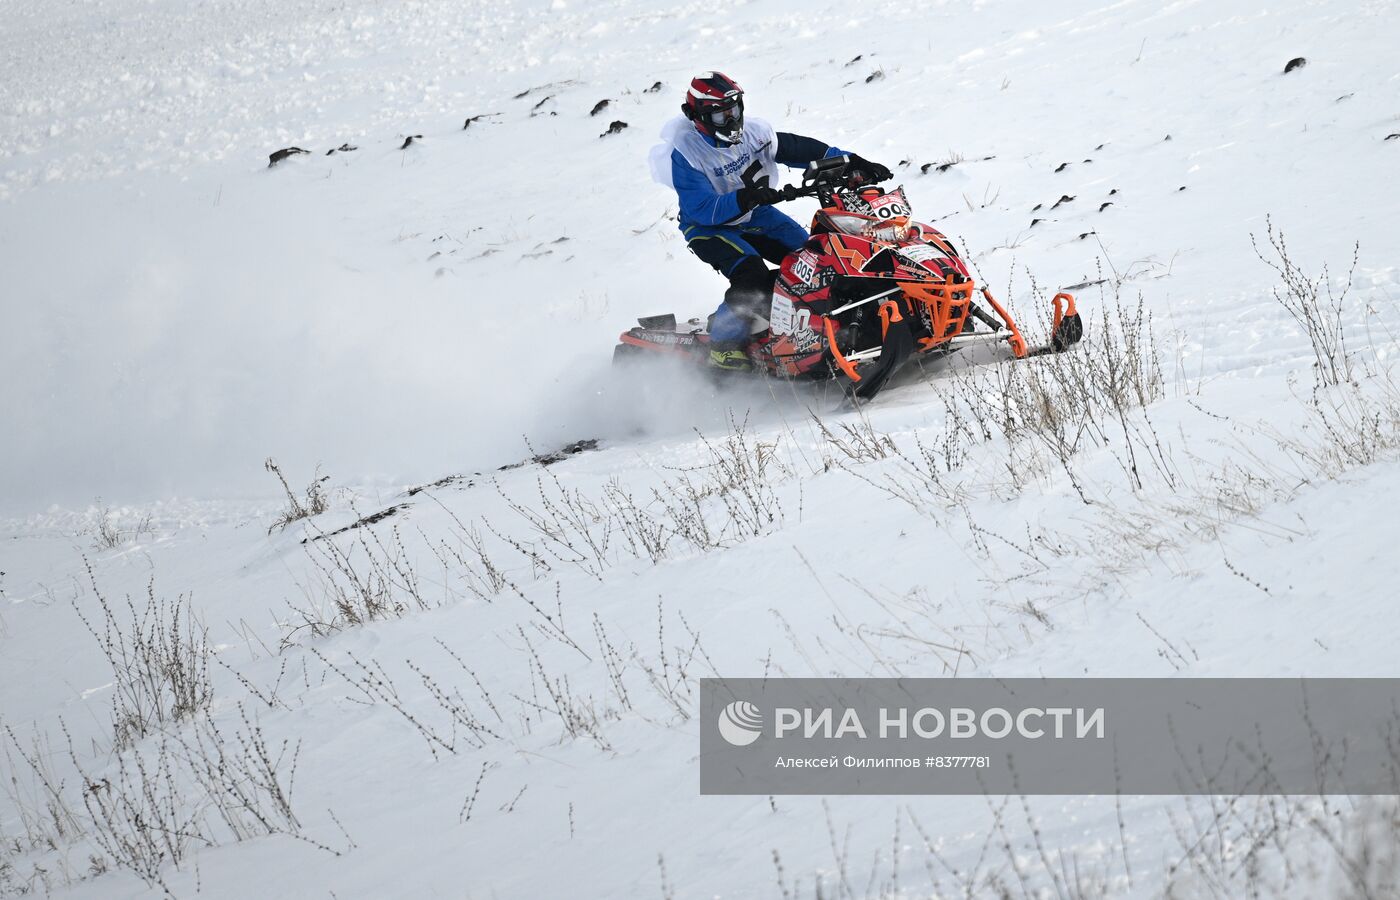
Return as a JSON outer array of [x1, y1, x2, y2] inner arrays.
[[614, 156, 1083, 401]]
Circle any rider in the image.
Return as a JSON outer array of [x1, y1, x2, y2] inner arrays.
[[649, 71, 892, 369]]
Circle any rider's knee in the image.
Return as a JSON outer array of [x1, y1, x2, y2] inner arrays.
[[724, 257, 776, 318], [723, 285, 767, 319]]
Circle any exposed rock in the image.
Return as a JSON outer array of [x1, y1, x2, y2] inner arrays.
[[463, 113, 499, 129], [268, 147, 309, 167], [498, 438, 600, 471], [303, 503, 408, 544]]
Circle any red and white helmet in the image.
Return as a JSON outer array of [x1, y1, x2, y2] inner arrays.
[[681, 71, 745, 145]]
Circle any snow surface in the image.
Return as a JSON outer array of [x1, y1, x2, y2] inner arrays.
[[3, 0, 1400, 896]]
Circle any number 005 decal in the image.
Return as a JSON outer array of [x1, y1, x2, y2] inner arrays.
[[790, 257, 816, 284], [868, 189, 911, 219]]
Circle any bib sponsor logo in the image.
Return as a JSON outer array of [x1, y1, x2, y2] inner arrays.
[[712, 153, 754, 178]]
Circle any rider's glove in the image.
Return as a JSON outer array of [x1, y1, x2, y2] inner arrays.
[[848, 155, 893, 184], [736, 185, 783, 211]]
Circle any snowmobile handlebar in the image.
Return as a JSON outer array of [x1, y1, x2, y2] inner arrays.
[[780, 154, 887, 201], [780, 182, 822, 201], [807, 154, 852, 178]]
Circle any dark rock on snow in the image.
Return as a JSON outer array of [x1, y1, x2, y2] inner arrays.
[[499, 438, 600, 471], [268, 147, 309, 167]]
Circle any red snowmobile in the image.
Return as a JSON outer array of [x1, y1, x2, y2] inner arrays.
[[614, 156, 1083, 401]]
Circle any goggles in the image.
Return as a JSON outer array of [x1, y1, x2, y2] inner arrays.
[[704, 98, 741, 125]]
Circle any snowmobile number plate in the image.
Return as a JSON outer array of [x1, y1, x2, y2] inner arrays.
[[867, 191, 911, 219]]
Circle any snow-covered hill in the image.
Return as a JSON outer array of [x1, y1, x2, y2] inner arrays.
[[3, 0, 1400, 896]]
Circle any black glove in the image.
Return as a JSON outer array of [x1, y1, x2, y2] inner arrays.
[[847, 154, 893, 184], [736, 184, 783, 211]]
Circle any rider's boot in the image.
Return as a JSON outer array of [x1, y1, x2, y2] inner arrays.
[[707, 306, 754, 370], [708, 346, 752, 370]]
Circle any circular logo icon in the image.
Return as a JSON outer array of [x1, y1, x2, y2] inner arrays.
[[718, 700, 763, 747]]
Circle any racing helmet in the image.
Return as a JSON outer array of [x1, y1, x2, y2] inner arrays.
[[681, 71, 745, 145]]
